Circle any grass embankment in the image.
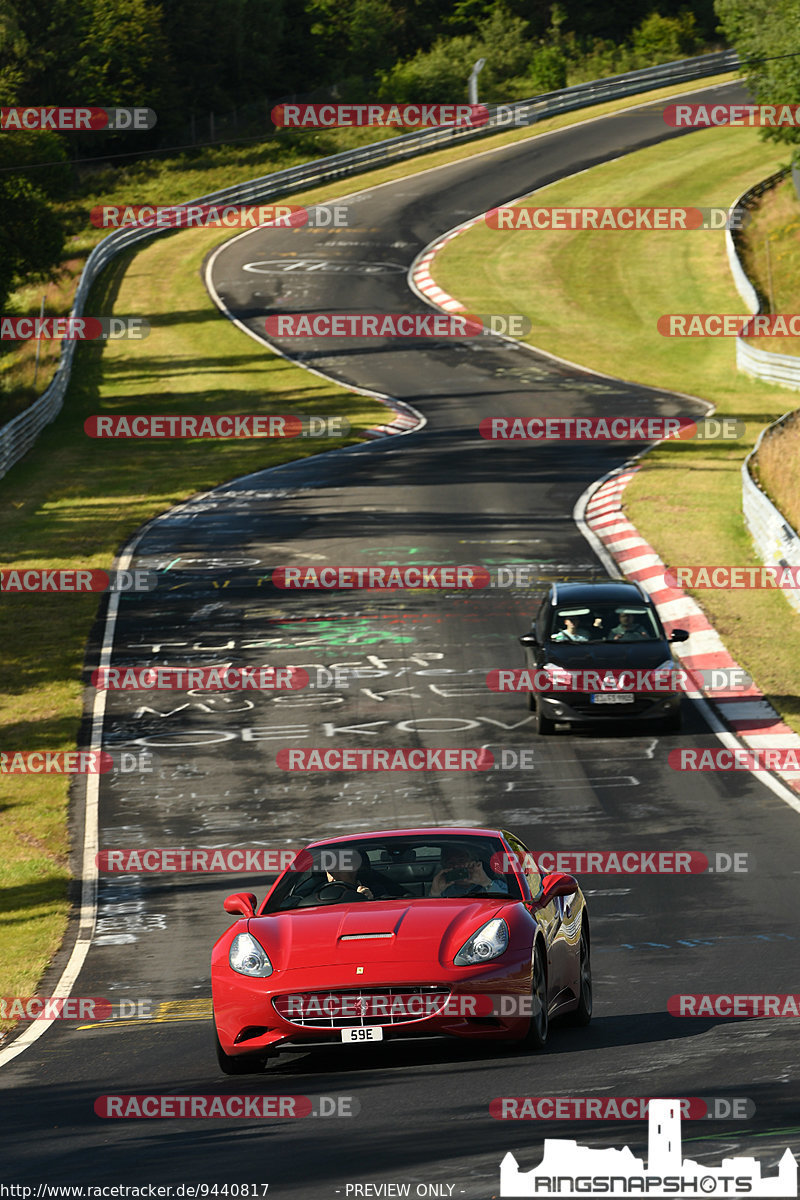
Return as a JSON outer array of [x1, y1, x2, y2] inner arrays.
[[431, 125, 800, 731], [737, 175, 800, 533], [0, 70, 739, 1024]]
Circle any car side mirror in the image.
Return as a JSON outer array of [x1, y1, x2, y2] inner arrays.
[[519, 633, 539, 646], [669, 629, 689, 643], [540, 872, 579, 903], [224, 892, 257, 917]]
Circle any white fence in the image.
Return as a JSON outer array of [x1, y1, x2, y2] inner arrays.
[[0, 48, 739, 481], [742, 414, 800, 613], [727, 168, 800, 389]]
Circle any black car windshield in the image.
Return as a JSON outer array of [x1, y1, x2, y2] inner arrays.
[[263, 836, 523, 911], [548, 603, 661, 643]]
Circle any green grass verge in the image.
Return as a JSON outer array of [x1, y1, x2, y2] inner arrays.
[[736, 175, 800, 535], [0, 69, 740, 1029], [431, 124, 800, 733]]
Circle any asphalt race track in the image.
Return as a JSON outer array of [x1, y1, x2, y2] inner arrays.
[[2, 81, 799, 1197]]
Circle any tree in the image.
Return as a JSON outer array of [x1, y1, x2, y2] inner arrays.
[[0, 175, 65, 311], [378, 33, 481, 102], [631, 11, 703, 64], [716, 0, 800, 149]]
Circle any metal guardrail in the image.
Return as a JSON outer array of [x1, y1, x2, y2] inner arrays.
[[727, 168, 800, 390], [0, 48, 740, 481], [742, 414, 800, 613]]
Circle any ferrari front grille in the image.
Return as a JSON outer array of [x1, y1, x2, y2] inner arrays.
[[273, 986, 451, 1028]]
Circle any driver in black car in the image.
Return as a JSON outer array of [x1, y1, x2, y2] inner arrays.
[[429, 846, 508, 897]]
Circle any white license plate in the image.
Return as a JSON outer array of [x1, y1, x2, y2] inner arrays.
[[341, 1026, 384, 1042], [591, 693, 635, 705]]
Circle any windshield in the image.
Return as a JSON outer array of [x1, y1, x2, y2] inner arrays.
[[263, 836, 523, 911], [548, 603, 662, 643]]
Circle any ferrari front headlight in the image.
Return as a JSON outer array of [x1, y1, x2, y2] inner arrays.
[[229, 932, 273, 977], [454, 918, 509, 966]]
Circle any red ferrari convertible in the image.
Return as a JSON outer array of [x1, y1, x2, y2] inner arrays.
[[211, 826, 591, 1073]]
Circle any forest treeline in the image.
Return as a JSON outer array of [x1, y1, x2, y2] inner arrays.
[[0, 0, 797, 316]]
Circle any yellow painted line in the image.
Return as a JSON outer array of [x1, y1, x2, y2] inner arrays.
[[79, 998, 212, 1029]]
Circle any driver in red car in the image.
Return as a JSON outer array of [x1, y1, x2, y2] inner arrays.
[[429, 845, 507, 897], [324, 848, 374, 899]]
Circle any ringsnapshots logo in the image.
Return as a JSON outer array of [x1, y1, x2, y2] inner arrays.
[[498, 1099, 798, 1197], [0, 317, 148, 340], [0, 568, 156, 593], [83, 415, 349, 438], [0, 107, 156, 131], [479, 416, 745, 441], [271, 103, 488, 128], [264, 313, 530, 338], [486, 206, 746, 231]]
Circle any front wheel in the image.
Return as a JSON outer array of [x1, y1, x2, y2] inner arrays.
[[215, 1029, 268, 1075], [535, 699, 556, 735], [566, 927, 592, 1026], [521, 943, 549, 1049], [661, 708, 682, 733]]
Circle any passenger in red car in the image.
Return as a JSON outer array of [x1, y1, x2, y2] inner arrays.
[[429, 846, 504, 897]]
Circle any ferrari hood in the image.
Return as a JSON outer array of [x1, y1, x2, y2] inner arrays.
[[249, 899, 510, 969]]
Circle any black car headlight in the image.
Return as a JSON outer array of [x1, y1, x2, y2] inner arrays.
[[454, 918, 509, 966], [229, 932, 273, 977]]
